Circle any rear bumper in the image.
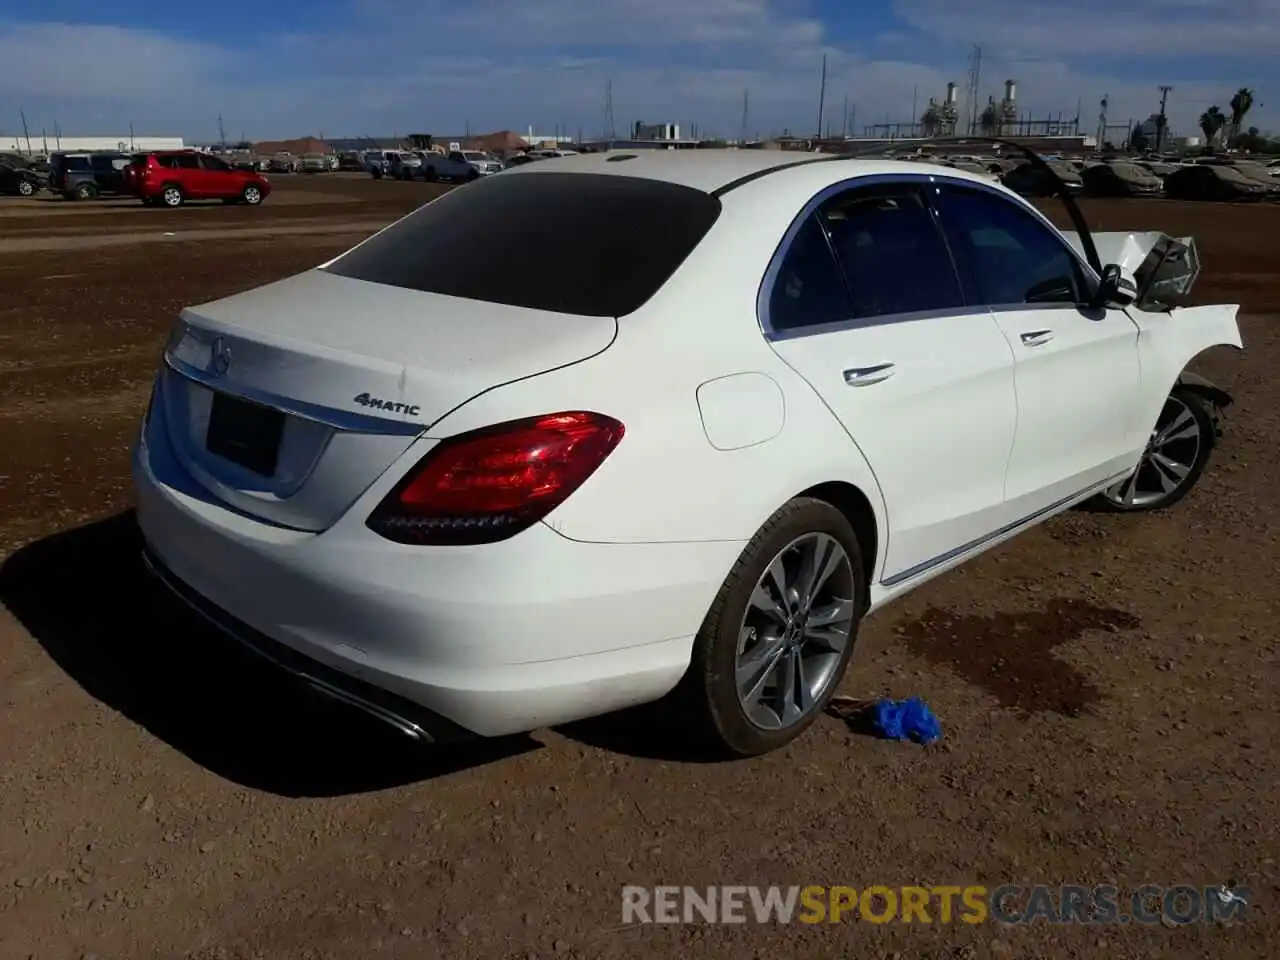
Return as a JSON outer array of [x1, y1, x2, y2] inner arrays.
[[132, 407, 741, 738]]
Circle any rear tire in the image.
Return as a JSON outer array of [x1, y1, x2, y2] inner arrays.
[[73, 182, 97, 201], [160, 184, 184, 208], [678, 498, 865, 757], [17, 179, 35, 197]]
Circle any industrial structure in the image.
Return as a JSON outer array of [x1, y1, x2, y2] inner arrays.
[[0, 135, 184, 155]]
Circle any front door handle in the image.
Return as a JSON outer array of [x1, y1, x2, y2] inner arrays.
[[1020, 329, 1054, 347], [843, 362, 895, 386]]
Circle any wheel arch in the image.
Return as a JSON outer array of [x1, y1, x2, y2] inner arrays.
[[1131, 304, 1243, 435], [796, 480, 878, 603]]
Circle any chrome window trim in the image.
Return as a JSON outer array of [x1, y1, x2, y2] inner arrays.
[[756, 172, 1103, 341], [163, 352, 426, 437]]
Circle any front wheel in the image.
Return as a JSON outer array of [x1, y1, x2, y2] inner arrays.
[[1092, 387, 1216, 512], [679, 498, 865, 757], [241, 184, 263, 205], [17, 179, 35, 197]]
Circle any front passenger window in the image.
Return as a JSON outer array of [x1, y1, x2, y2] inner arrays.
[[933, 185, 1087, 307]]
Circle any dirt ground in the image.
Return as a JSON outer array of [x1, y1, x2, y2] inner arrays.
[[0, 174, 1276, 960]]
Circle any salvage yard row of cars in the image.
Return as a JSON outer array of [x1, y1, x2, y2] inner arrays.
[[3, 147, 1279, 204], [912, 152, 1280, 201], [0, 149, 272, 206]]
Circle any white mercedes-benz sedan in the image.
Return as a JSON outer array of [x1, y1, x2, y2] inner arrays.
[[134, 149, 1242, 756]]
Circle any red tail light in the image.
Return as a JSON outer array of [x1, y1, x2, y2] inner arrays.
[[367, 411, 625, 545]]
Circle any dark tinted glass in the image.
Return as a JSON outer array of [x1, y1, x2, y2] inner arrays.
[[174, 154, 201, 169], [324, 172, 722, 317], [820, 184, 964, 319], [767, 214, 854, 332], [201, 154, 231, 171], [934, 184, 1086, 305]]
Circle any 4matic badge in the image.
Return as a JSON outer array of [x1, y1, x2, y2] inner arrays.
[[353, 393, 421, 417]]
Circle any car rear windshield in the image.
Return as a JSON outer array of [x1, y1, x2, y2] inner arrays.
[[322, 171, 723, 317]]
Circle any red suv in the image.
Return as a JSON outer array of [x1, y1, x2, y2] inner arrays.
[[124, 150, 271, 207]]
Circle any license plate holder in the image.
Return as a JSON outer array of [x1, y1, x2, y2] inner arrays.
[[206, 392, 285, 478]]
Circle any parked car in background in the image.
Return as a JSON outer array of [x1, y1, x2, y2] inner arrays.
[[503, 153, 541, 169], [336, 152, 366, 172], [0, 161, 44, 197], [1001, 158, 1084, 197], [1082, 162, 1165, 197], [124, 150, 272, 207], [268, 153, 298, 174], [454, 150, 503, 176], [413, 152, 481, 182], [1163, 164, 1269, 202], [299, 153, 330, 174], [1217, 161, 1280, 197], [47, 152, 131, 200]]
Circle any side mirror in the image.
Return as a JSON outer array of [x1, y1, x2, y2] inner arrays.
[[1095, 263, 1138, 309]]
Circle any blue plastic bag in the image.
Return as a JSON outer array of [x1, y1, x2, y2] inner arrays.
[[871, 697, 942, 744]]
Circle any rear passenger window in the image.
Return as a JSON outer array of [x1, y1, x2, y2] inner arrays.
[[767, 215, 855, 332], [819, 186, 965, 320], [933, 185, 1088, 306], [174, 154, 201, 170]]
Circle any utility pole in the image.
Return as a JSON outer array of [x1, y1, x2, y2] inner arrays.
[[19, 109, 32, 155], [1157, 85, 1173, 153], [740, 89, 749, 145], [129, 121, 135, 150], [841, 94, 849, 138], [603, 79, 616, 140], [965, 44, 983, 135], [217, 113, 227, 151], [816, 53, 828, 140], [1097, 94, 1108, 150], [911, 85, 918, 135]]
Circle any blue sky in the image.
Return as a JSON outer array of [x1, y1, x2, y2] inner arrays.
[[0, 0, 1273, 141]]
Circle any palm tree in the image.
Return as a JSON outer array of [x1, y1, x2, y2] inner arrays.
[[1229, 88, 1254, 143], [1199, 106, 1227, 146]]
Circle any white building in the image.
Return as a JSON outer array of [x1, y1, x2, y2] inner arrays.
[[0, 135, 185, 155]]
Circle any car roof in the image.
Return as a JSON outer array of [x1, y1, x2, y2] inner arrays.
[[500, 149, 1004, 196]]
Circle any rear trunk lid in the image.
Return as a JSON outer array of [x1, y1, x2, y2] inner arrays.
[[158, 269, 617, 531]]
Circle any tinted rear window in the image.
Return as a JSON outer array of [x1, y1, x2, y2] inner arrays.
[[323, 172, 722, 317]]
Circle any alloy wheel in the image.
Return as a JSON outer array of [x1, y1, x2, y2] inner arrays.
[[1101, 395, 1202, 508], [18, 180, 34, 196], [163, 187, 182, 207], [734, 532, 856, 731], [244, 186, 261, 204]]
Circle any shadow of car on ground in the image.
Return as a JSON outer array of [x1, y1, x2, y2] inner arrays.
[[0, 511, 539, 797]]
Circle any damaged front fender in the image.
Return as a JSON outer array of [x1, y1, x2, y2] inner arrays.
[[1131, 303, 1243, 440]]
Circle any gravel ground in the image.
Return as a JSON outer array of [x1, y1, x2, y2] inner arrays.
[[0, 175, 1276, 960]]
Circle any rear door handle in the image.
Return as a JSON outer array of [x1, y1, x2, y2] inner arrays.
[[1020, 329, 1054, 347], [843, 363, 895, 386]]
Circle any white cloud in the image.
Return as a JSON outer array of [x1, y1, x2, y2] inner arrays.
[[0, 2, 1272, 141], [894, 0, 1280, 57]]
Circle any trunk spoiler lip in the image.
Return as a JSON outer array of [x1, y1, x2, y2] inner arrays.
[[163, 351, 426, 437]]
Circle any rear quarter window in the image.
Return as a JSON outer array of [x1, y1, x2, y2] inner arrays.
[[322, 172, 722, 317]]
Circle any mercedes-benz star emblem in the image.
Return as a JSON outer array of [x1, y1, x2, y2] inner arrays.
[[208, 337, 232, 378]]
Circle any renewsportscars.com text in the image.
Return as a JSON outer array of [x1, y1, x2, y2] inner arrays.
[[621, 884, 1250, 926]]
